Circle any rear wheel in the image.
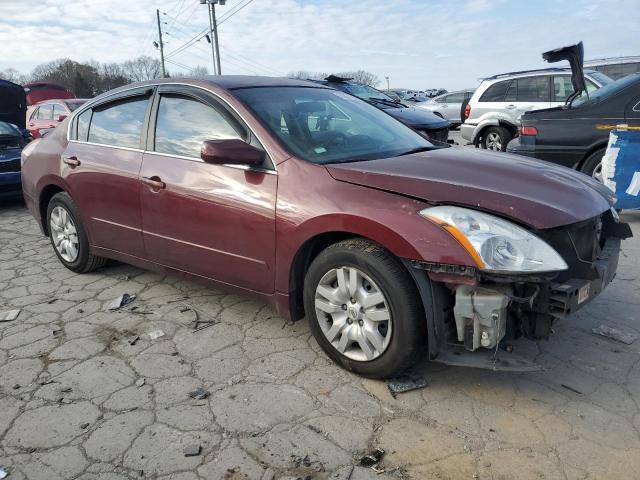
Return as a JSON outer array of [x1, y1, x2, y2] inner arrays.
[[580, 148, 606, 182], [481, 126, 512, 151], [303, 238, 426, 378], [47, 192, 107, 273]]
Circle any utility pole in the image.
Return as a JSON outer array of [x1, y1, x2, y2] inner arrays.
[[201, 0, 225, 75], [156, 9, 167, 78]]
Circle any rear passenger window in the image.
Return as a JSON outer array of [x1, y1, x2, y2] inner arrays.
[[516, 76, 549, 102], [76, 109, 91, 141], [479, 81, 510, 102], [154, 95, 242, 158], [88, 96, 149, 149], [37, 104, 53, 119]]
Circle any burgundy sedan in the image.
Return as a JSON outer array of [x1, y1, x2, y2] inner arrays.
[[20, 77, 631, 377]]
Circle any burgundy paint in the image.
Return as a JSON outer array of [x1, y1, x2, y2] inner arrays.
[[20, 77, 614, 322]]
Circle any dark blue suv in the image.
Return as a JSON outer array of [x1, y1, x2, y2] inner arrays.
[[0, 122, 26, 200]]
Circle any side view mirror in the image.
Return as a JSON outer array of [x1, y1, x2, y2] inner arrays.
[[200, 139, 264, 166], [57, 114, 67, 122]]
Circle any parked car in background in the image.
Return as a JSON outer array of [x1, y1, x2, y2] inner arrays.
[[417, 89, 475, 127], [461, 68, 612, 150], [314, 76, 450, 142], [23, 82, 75, 106], [21, 76, 631, 377], [508, 73, 640, 179], [26, 99, 87, 138], [1, 79, 27, 129], [0, 121, 27, 199]]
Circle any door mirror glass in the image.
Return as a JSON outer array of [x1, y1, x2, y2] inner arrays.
[[201, 139, 264, 166]]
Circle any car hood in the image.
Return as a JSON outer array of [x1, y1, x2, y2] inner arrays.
[[325, 148, 614, 229], [383, 105, 450, 129]]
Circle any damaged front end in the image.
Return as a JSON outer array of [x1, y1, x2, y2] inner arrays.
[[407, 208, 632, 371]]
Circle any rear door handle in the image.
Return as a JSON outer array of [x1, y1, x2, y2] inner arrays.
[[141, 176, 166, 190], [63, 156, 81, 167], [505, 104, 517, 109]]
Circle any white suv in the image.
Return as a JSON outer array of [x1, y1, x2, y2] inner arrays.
[[461, 68, 612, 150]]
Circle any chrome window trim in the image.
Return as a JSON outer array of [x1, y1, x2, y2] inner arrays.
[[68, 139, 143, 153], [142, 150, 277, 175], [633, 101, 640, 112], [66, 82, 277, 174]]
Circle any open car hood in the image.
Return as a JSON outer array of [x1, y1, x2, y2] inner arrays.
[[542, 42, 586, 102], [325, 148, 614, 230]]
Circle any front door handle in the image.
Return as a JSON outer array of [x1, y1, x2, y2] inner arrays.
[[63, 156, 81, 167], [505, 104, 517, 109], [141, 176, 166, 191]]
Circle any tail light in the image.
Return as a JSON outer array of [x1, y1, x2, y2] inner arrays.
[[520, 126, 538, 136], [464, 104, 471, 120]]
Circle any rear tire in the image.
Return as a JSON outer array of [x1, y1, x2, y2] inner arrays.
[[303, 238, 426, 379], [47, 192, 107, 273], [481, 126, 512, 151], [580, 148, 606, 182]]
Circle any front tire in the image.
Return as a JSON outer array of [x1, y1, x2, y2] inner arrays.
[[481, 126, 512, 151], [580, 148, 606, 182], [303, 238, 426, 378], [47, 192, 107, 273]]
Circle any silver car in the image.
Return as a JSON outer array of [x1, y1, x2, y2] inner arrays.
[[416, 89, 475, 127], [461, 68, 612, 150]]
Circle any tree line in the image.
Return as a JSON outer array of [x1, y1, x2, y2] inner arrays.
[[1, 58, 381, 98], [0, 57, 209, 98]]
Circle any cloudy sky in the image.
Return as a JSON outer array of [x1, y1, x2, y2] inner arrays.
[[1, 0, 638, 90]]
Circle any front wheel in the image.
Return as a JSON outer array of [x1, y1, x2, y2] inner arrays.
[[580, 148, 606, 183], [47, 192, 107, 273], [481, 126, 512, 151], [303, 238, 426, 378]]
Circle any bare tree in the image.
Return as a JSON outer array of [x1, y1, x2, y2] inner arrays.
[[98, 62, 130, 91], [189, 65, 209, 78], [0, 68, 30, 84], [31, 59, 102, 97], [288, 70, 328, 80], [122, 56, 163, 82]]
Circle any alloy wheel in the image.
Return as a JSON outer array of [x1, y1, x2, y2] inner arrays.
[[486, 132, 502, 151], [592, 161, 604, 183], [49, 206, 80, 263], [314, 266, 392, 362]]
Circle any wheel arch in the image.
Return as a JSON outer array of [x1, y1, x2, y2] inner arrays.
[[38, 183, 66, 235], [575, 142, 608, 171]]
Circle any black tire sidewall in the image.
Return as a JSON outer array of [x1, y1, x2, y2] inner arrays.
[[482, 126, 511, 151], [46, 193, 92, 273], [304, 244, 425, 378], [581, 149, 605, 177]]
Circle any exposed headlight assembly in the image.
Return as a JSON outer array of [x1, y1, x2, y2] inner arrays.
[[419, 206, 568, 273]]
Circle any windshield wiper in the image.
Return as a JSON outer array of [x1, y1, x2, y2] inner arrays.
[[398, 146, 433, 156], [367, 97, 404, 108]]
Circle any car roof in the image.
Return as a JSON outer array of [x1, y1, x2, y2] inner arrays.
[[482, 67, 600, 81]]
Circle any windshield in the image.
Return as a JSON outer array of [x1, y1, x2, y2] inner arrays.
[[573, 73, 640, 108], [235, 86, 433, 164], [0, 122, 18, 136], [587, 71, 613, 86]]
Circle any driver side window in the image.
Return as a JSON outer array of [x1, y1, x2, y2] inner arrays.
[[154, 94, 243, 158]]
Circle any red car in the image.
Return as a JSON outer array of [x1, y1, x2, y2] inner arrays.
[[20, 77, 631, 377], [26, 99, 87, 138], [23, 81, 75, 106]]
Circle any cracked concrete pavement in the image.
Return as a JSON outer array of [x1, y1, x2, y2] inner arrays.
[[1, 200, 639, 480]]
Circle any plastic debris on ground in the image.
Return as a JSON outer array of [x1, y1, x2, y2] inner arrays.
[[386, 373, 428, 398], [187, 387, 210, 400], [0, 309, 20, 322], [0, 467, 7, 479], [107, 293, 136, 311], [148, 329, 165, 340], [592, 324, 639, 345], [359, 447, 385, 469], [183, 444, 201, 457], [135, 378, 146, 387]]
